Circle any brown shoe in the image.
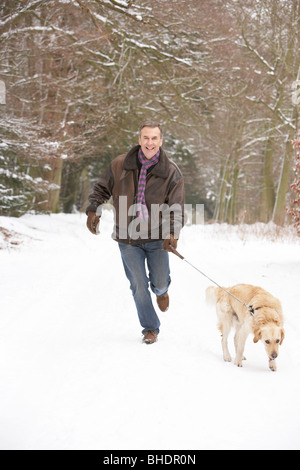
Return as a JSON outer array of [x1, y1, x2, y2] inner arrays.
[[156, 292, 169, 312], [142, 330, 158, 344]]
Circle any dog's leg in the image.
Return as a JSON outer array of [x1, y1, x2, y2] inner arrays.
[[216, 303, 233, 363], [234, 325, 249, 367], [217, 304, 232, 363], [221, 326, 232, 362], [269, 359, 277, 372], [234, 327, 246, 361], [220, 326, 232, 362]]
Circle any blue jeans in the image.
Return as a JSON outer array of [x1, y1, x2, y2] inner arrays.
[[118, 241, 171, 335]]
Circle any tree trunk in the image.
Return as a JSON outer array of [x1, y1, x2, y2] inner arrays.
[[228, 161, 239, 224], [272, 137, 294, 225], [214, 153, 240, 224], [259, 134, 276, 222], [48, 157, 63, 213], [35, 157, 63, 213]]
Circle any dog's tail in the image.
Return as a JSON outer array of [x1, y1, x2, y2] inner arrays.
[[205, 286, 219, 306]]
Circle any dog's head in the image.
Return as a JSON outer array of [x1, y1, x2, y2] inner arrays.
[[253, 321, 285, 360]]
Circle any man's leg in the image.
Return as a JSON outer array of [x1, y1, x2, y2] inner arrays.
[[118, 242, 161, 335], [145, 240, 171, 297]]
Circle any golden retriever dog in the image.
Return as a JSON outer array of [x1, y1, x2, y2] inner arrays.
[[206, 284, 285, 371]]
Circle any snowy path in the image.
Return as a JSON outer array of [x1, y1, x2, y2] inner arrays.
[[0, 213, 299, 450]]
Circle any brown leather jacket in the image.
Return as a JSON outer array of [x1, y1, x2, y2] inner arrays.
[[86, 145, 185, 244]]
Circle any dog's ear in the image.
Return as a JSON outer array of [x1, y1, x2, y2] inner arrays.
[[280, 328, 285, 345], [253, 330, 261, 343]]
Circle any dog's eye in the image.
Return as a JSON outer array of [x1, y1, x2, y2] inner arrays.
[[265, 340, 270, 344], [276, 340, 280, 344]]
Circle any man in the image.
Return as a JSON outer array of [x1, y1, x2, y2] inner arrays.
[[86, 121, 185, 344]]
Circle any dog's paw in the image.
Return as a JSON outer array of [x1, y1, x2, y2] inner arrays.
[[234, 359, 243, 367], [223, 354, 232, 363], [269, 360, 277, 372]]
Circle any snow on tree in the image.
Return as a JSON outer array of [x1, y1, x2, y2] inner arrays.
[[288, 138, 300, 234], [0, 0, 299, 225]]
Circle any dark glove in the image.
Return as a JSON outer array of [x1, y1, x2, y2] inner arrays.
[[86, 211, 100, 235], [163, 234, 178, 252]]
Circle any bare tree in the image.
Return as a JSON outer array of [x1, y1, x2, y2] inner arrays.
[[0, 0, 299, 227]]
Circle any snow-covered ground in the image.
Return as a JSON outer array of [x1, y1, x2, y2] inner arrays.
[[0, 212, 299, 450]]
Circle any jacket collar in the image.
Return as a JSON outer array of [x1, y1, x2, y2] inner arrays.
[[123, 145, 170, 179]]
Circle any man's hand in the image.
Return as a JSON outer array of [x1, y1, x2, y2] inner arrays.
[[87, 211, 100, 235], [163, 234, 178, 252]]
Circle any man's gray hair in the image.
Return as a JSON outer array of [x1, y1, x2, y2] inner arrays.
[[139, 121, 163, 138]]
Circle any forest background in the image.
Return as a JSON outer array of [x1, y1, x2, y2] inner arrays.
[[0, 0, 300, 227]]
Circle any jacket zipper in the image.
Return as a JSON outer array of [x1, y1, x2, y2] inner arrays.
[[128, 170, 152, 243], [128, 170, 139, 243]]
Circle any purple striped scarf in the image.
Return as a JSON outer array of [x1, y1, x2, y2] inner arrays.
[[137, 148, 160, 219]]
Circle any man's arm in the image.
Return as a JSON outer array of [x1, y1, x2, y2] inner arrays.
[[86, 164, 114, 215], [163, 176, 185, 251], [86, 164, 114, 235], [167, 177, 185, 237]]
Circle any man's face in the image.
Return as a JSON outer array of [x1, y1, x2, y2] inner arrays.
[[139, 127, 163, 159]]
